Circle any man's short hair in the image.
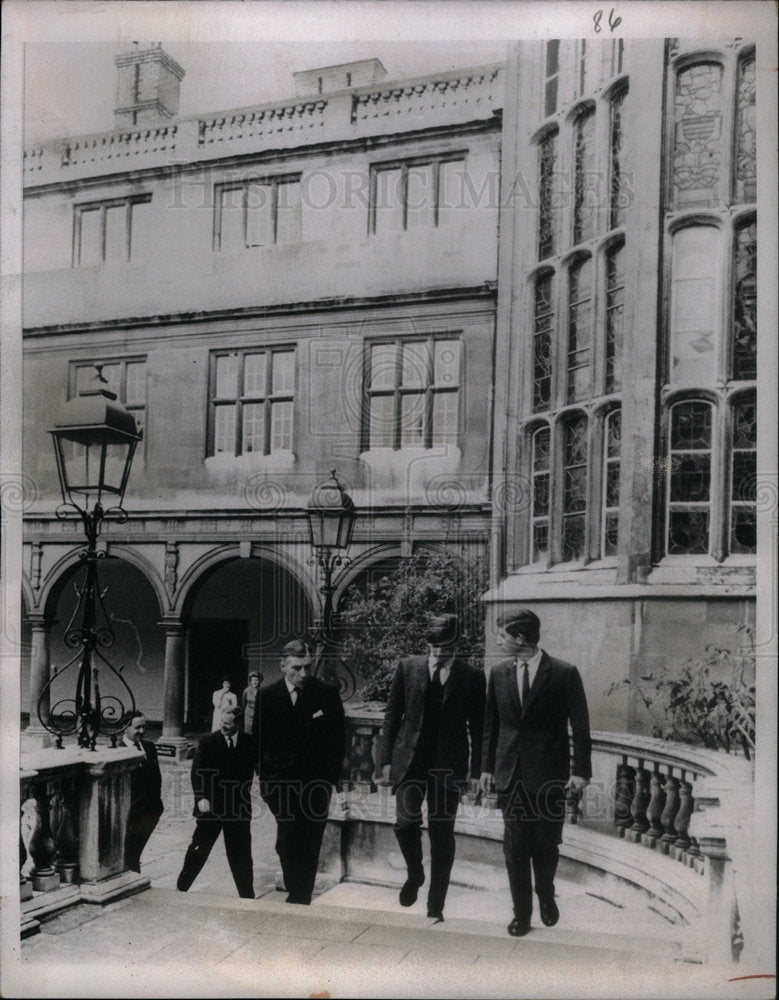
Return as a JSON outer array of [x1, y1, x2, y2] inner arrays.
[[221, 705, 241, 719], [282, 639, 311, 658], [497, 608, 541, 645], [126, 709, 145, 724]]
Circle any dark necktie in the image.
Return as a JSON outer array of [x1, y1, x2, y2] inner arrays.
[[431, 664, 442, 688], [226, 736, 235, 752], [520, 661, 529, 707]]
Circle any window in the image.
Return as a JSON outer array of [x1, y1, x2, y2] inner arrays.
[[364, 337, 460, 449], [530, 425, 551, 562], [673, 62, 724, 210], [729, 396, 756, 553], [576, 40, 588, 98], [567, 257, 593, 402], [72, 359, 147, 438], [370, 156, 465, 235], [604, 242, 625, 393], [602, 39, 624, 80], [210, 348, 295, 456], [215, 176, 301, 250], [666, 400, 712, 554], [602, 409, 621, 556], [732, 219, 756, 381], [544, 40, 560, 117], [573, 107, 597, 245], [670, 226, 720, 384], [537, 131, 558, 260], [73, 196, 152, 266], [561, 413, 588, 561], [734, 54, 756, 204], [609, 87, 628, 230], [533, 273, 554, 411]]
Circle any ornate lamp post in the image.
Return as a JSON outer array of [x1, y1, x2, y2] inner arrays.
[[305, 469, 356, 695], [39, 365, 142, 749]]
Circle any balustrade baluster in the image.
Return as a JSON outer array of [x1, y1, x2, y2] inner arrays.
[[52, 778, 79, 884], [350, 725, 378, 793], [673, 778, 694, 858], [645, 768, 666, 845], [20, 830, 32, 901], [628, 763, 650, 840], [28, 784, 60, 892], [660, 775, 680, 854], [614, 761, 635, 836]]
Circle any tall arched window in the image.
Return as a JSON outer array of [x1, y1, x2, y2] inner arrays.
[[533, 273, 554, 411], [732, 218, 756, 381], [734, 53, 756, 204], [609, 87, 628, 229], [567, 257, 593, 401], [602, 409, 621, 556], [573, 108, 597, 244], [604, 242, 624, 393], [673, 62, 724, 210], [530, 425, 551, 562], [666, 400, 713, 554], [729, 395, 756, 554], [544, 40, 560, 118], [562, 413, 588, 561], [670, 225, 720, 384], [538, 131, 559, 260]]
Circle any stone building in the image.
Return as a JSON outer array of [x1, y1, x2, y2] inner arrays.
[[486, 38, 757, 730], [21, 44, 502, 747]]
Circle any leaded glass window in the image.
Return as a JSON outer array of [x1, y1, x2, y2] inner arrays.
[[609, 87, 628, 229], [734, 55, 756, 204], [729, 397, 756, 553], [732, 219, 757, 381], [673, 62, 724, 210], [531, 426, 551, 562], [538, 132, 558, 260], [544, 40, 560, 118], [605, 243, 624, 393], [602, 410, 621, 556], [573, 108, 597, 245], [562, 413, 588, 561], [667, 400, 712, 554], [533, 274, 554, 411], [670, 226, 719, 384], [567, 257, 593, 402]]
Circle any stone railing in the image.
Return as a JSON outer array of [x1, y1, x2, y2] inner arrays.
[[19, 746, 149, 937], [198, 99, 329, 148]]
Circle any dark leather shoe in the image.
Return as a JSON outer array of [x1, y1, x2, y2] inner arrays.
[[399, 874, 425, 907], [507, 917, 531, 937], [427, 909, 444, 922], [539, 897, 559, 927]]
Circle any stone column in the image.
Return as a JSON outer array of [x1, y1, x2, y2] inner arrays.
[[157, 617, 189, 761], [24, 615, 53, 745]]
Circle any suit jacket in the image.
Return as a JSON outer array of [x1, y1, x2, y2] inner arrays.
[[191, 729, 258, 821], [257, 676, 346, 789], [379, 655, 486, 789], [482, 652, 592, 796], [129, 739, 163, 819]]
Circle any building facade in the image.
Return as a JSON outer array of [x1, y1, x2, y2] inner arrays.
[[487, 38, 757, 730], [21, 46, 502, 743]]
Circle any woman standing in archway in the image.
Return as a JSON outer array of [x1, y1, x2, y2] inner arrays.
[[211, 678, 237, 731]]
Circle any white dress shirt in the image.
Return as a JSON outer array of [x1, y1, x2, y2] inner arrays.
[[427, 654, 454, 685]]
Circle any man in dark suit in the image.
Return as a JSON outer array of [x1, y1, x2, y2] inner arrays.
[[379, 614, 485, 922], [123, 711, 164, 873], [481, 608, 591, 937], [256, 639, 346, 905], [176, 704, 257, 898]]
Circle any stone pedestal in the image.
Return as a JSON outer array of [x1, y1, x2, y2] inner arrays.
[[154, 736, 192, 763]]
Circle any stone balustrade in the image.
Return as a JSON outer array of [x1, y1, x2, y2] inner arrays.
[[19, 745, 150, 937], [351, 65, 504, 125]]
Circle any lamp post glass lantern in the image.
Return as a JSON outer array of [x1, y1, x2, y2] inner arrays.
[[305, 469, 356, 695], [39, 366, 142, 749]]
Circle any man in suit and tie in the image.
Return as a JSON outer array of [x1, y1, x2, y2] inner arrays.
[[176, 704, 257, 898], [480, 608, 591, 937], [257, 639, 346, 905], [123, 711, 164, 873], [379, 614, 485, 922]]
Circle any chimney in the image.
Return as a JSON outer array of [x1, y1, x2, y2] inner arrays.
[[293, 58, 388, 97], [113, 42, 185, 129]]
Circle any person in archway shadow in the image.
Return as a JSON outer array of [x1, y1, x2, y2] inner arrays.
[[480, 608, 591, 938], [379, 613, 485, 922], [211, 677, 238, 731], [123, 710, 164, 873], [176, 705, 257, 898], [255, 639, 346, 906]]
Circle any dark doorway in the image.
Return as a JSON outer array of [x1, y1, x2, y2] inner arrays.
[[187, 619, 250, 732]]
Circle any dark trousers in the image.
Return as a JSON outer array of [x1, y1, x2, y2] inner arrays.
[[262, 780, 332, 905], [125, 807, 162, 873], [394, 767, 461, 914], [176, 816, 254, 898], [498, 784, 563, 922]]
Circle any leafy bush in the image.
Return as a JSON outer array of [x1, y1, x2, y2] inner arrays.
[[607, 624, 756, 759], [337, 549, 488, 702]]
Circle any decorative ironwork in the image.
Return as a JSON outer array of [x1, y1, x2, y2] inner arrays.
[[730, 397, 757, 553], [37, 502, 137, 749], [573, 108, 596, 245], [533, 274, 554, 410], [667, 400, 712, 555], [673, 62, 724, 209], [562, 414, 588, 561], [567, 257, 593, 402], [609, 87, 628, 230], [605, 243, 625, 393], [734, 55, 756, 204], [732, 220, 757, 381], [538, 132, 558, 260]]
